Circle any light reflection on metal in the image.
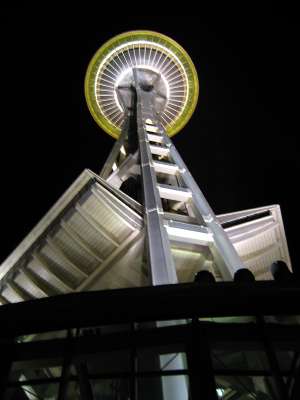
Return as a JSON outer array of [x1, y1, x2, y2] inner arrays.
[[164, 224, 213, 246], [85, 31, 199, 138]]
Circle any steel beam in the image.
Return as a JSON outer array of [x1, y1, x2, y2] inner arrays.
[[162, 131, 245, 280], [133, 68, 177, 285], [33, 253, 74, 292], [147, 133, 164, 143], [60, 221, 104, 263], [149, 144, 170, 156], [105, 151, 140, 188], [57, 331, 72, 400], [153, 160, 179, 174], [0, 294, 9, 305], [99, 128, 127, 179], [157, 183, 192, 202], [74, 206, 119, 248], [75, 362, 94, 400], [187, 322, 217, 400], [7, 282, 32, 301], [22, 269, 58, 297], [76, 229, 141, 291], [164, 220, 213, 246]]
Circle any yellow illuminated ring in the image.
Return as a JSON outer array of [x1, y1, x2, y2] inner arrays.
[[85, 30, 199, 139]]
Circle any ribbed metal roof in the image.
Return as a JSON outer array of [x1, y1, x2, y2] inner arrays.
[[0, 170, 145, 304], [0, 172, 292, 306], [219, 205, 292, 280]]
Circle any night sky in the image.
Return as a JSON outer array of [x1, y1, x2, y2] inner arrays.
[[1, 9, 299, 275]]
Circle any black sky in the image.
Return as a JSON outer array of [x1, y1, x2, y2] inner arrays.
[[0, 9, 299, 274]]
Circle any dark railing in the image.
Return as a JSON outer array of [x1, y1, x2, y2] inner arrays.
[[0, 280, 300, 399]]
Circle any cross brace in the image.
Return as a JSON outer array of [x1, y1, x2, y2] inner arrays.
[[100, 68, 245, 283]]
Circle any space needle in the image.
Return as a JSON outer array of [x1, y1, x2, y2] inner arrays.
[[84, 30, 253, 284], [0, 31, 293, 400], [0, 31, 290, 304]]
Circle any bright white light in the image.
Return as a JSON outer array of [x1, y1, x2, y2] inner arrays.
[[145, 124, 160, 133], [216, 388, 224, 398], [94, 39, 188, 124], [164, 225, 213, 245], [120, 145, 126, 156]]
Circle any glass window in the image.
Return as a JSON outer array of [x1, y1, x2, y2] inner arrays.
[[4, 383, 59, 400], [91, 379, 130, 399], [137, 375, 189, 400], [212, 347, 270, 372], [137, 346, 186, 372], [215, 375, 280, 400]]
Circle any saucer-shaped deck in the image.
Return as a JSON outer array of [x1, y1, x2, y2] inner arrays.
[[85, 30, 199, 139]]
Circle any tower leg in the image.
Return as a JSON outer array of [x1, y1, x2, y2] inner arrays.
[[133, 68, 178, 285]]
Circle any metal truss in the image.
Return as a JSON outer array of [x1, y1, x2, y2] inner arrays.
[[100, 68, 245, 283]]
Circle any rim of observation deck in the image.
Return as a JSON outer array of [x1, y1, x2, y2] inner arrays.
[[84, 30, 199, 139]]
